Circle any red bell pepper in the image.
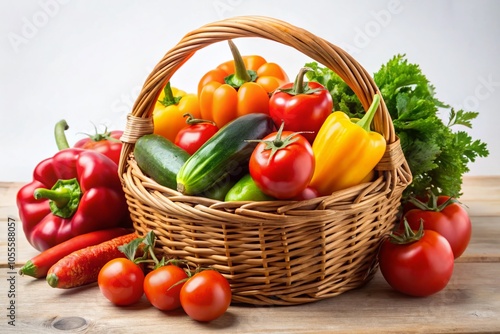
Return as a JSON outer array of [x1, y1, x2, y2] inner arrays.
[[269, 67, 333, 143], [16, 147, 130, 252]]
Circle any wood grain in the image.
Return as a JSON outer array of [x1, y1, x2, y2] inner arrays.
[[1, 176, 499, 333], [1, 264, 498, 333]]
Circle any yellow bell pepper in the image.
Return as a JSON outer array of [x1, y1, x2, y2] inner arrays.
[[153, 82, 201, 142], [309, 94, 386, 196]]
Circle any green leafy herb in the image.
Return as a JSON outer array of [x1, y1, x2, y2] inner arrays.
[[305, 54, 489, 200], [447, 109, 479, 128], [118, 237, 144, 263]]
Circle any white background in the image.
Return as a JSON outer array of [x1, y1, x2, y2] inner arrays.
[[1, 0, 499, 182]]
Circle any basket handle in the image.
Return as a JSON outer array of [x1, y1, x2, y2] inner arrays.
[[119, 16, 410, 187]]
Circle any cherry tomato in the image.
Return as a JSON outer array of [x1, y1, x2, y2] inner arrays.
[[249, 126, 314, 199], [403, 196, 471, 259], [174, 115, 219, 155], [98, 258, 144, 306], [180, 270, 232, 322], [144, 265, 188, 311], [379, 227, 454, 297], [74, 129, 123, 165]]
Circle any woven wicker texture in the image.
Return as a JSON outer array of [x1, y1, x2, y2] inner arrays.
[[119, 16, 412, 305]]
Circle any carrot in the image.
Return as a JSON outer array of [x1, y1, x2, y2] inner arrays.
[[19, 228, 132, 279], [46, 232, 138, 289]]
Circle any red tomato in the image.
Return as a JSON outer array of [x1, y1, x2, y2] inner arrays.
[[174, 119, 219, 155], [74, 129, 123, 165], [98, 258, 144, 306], [249, 128, 315, 199], [180, 270, 232, 322], [269, 68, 333, 143], [403, 196, 471, 259], [379, 228, 454, 297], [144, 265, 188, 311]]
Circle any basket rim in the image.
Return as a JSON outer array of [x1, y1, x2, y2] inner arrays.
[[123, 152, 401, 216]]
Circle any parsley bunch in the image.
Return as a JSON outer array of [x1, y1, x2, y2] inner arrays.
[[306, 54, 489, 200]]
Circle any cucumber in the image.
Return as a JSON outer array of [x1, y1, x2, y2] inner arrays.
[[134, 134, 190, 190], [177, 113, 275, 195]]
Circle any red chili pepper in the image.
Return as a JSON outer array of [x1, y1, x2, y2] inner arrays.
[[19, 228, 131, 278], [174, 113, 219, 155], [55, 120, 123, 165], [16, 147, 130, 252], [269, 67, 333, 143], [46, 232, 138, 289]]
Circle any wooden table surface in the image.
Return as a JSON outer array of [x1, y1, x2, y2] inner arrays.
[[1, 176, 499, 333]]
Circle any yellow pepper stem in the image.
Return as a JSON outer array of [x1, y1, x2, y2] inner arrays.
[[159, 82, 182, 107], [356, 94, 381, 132]]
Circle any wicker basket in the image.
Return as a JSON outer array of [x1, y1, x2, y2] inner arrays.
[[118, 16, 412, 305]]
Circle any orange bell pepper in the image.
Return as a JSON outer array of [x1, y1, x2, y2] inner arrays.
[[309, 94, 386, 195], [198, 40, 289, 128], [153, 82, 201, 142]]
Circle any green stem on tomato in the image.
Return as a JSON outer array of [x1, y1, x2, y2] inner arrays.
[[291, 67, 310, 95], [408, 190, 459, 212], [389, 219, 424, 245], [183, 113, 217, 126], [277, 67, 322, 96], [246, 122, 301, 160]]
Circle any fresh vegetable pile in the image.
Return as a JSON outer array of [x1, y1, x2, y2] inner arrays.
[[302, 54, 485, 296], [138, 50, 489, 204], [138, 44, 486, 298], [16, 37, 489, 319], [140, 41, 386, 202], [305, 55, 489, 200]]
